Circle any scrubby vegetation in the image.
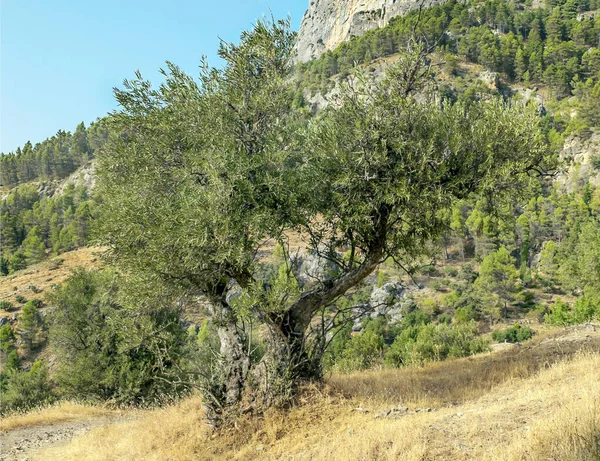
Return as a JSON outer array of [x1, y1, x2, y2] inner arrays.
[[47, 269, 190, 405], [492, 324, 534, 342]]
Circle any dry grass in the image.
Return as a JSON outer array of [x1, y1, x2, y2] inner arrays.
[[0, 247, 104, 315], [0, 401, 119, 433], [329, 325, 600, 407], [34, 325, 600, 460]]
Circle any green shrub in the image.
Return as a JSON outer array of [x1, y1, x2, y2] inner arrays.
[[443, 266, 458, 277], [545, 299, 575, 326], [492, 325, 534, 343], [420, 265, 438, 277], [6, 350, 20, 369], [323, 323, 352, 371], [326, 317, 397, 373], [48, 269, 189, 404], [8, 252, 27, 273], [518, 290, 536, 308], [460, 263, 477, 283], [30, 298, 43, 308], [385, 321, 489, 368], [420, 298, 441, 316], [572, 294, 600, 323], [29, 285, 41, 294], [430, 280, 446, 292], [19, 301, 41, 350], [454, 306, 479, 323], [438, 313, 452, 324], [0, 300, 14, 311], [14, 295, 27, 304], [402, 309, 432, 327], [0, 324, 16, 353], [0, 361, 54, 414], [333, 328, 385, 372], [442, 291, 461, 308]]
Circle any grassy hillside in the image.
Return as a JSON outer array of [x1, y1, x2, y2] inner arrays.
[[0, 247, 103, 317], [7, 325, 597, 460]]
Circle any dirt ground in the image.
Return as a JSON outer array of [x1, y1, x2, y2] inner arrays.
[[0, 416, 134, 461]]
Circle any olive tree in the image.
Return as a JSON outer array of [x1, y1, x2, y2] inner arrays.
[[97, 18, 552, 420], [97, 18, 304, 417]]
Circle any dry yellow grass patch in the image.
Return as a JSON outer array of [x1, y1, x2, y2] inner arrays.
[[0, 247, 104, 314], [38, 395, 208, 461], [329, 325, 600, 407], [0, 401, 119, 433], [35, 327, 600, 461]]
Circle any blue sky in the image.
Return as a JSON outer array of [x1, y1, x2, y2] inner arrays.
[[1, 0, 307, 153]]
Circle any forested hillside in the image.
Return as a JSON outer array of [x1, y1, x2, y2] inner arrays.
[[297, 0, 600, 135], [0, 119, 108, 187], [0, 120, 108, 275], [0, 5, 599, 458]]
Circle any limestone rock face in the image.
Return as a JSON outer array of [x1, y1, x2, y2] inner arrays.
[[296, 0, 444, 62], [352, 282, 415, 331], [556, 132, 600, 192], [294, 250, 341, 287]]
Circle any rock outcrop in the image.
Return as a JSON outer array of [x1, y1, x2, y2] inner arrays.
[[352, 281, 415, 331], [296, 0, 443, 62], [556, 131, 600, 192]]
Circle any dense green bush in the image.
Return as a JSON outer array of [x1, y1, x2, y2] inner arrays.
[[492, 325, 534, 343], [326, 308, 488, 373], [443, 266, 459, 277], [0, 324, 16, 353], [47, 269, 190, 404], [14, 295, 27, 304], [30, 298, 43, 308], [328, 317, 389, 373], [0, 300, 14, 311], [544, 299, 574, 325], [572, 293, 600, 323], [385, 321, 489, 367], [332, 328, 385, 372], [454, 305, 480, 323], [0, 361, 54, 414], [438, 313, 453, 324], [545, 294, 600, 325]]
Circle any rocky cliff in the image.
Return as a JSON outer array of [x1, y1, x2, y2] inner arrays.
[[557, 132, 600, 192], [295, 0, 443, 62]]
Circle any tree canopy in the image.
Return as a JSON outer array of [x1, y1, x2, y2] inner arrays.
[[95, 18, 553, 418]]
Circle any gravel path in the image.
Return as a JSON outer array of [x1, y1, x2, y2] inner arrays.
[[0, 416, 129, 461]]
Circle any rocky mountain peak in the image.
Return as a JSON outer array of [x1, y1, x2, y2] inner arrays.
[[295, 0, 443, 62]]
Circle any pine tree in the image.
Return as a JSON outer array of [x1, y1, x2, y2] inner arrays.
[[474, 246, 522, 321], [71, 122, 91, 163], [515, 47, 529, 81], [19, 301, 41, 351], [21, 226, 45, 265]]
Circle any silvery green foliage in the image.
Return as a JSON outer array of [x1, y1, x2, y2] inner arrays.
[[96, 19, 552, 413]]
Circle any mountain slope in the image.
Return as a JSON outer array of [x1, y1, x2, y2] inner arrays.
[[295, 0, 444, 62]]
